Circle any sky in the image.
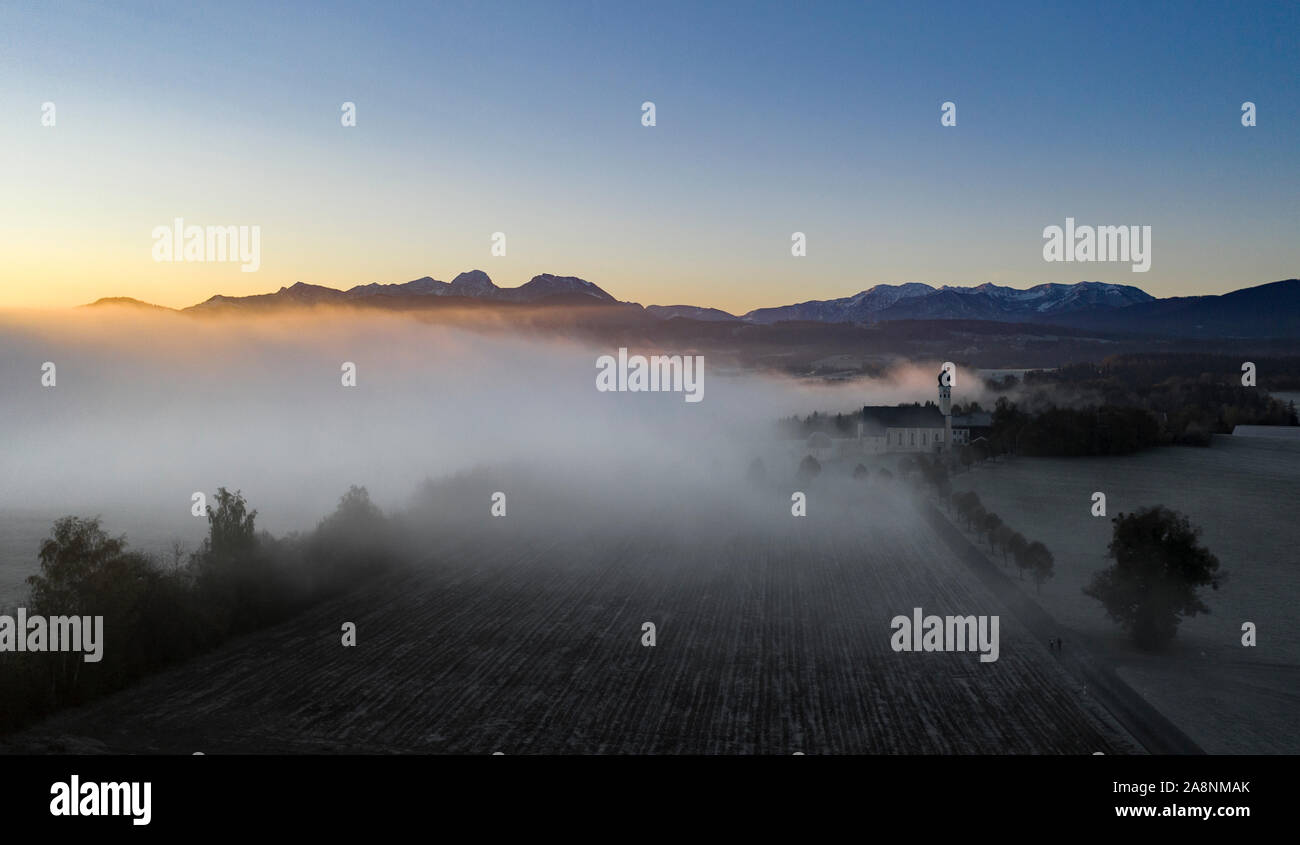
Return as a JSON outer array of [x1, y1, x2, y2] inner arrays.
[[0, 0, 1296, 312]]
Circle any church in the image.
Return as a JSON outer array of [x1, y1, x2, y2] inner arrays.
[[855, 370, 990, 455], [803, 369, 992, 459], [858, 404, 948, 453]]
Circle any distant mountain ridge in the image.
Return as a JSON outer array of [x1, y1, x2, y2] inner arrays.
[[645, 304, 742, 322], [184, 271, 617, 312], [85, 275, 1300, 339], [740, 281, 1155, 324]]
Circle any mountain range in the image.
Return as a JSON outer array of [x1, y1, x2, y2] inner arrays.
[[90, 274, 1300, 339], [182, 271, 615, 311]]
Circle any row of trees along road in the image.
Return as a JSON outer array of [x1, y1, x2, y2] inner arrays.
[[949, 489, 1055, 592]]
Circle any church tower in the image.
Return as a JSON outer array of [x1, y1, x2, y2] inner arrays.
[[938, 368, 952, 454]]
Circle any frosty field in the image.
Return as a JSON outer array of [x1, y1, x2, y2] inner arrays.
[[5, 484, 1138, 755], [951, 435, 1300, 753]]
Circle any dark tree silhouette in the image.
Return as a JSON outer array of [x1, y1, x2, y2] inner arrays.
[[203, 487, 258, 561], [1011, 537, 1032, 580], [22, 516, 190, 709], [797, 454, 821, 482], [952, 490, 983, 530], [1083, 506, 1222, 648], [1006, 532, 1028, 570], [1, 483, 399, 736], [981, 511, 1003, 547], [27, 517, 137, 614], [991, 524, 1014, 560], [192, 487, 273, 636], [1027, 541, 1055, 592], [919, 457, 950, 496]]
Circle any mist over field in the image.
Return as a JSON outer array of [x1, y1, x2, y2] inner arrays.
[[0, 306, 986, 600]]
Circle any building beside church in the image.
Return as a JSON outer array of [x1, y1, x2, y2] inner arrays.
[[950, 412, 994, 446]]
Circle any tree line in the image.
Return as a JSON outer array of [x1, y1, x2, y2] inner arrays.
[[777, 352, 1298, 455], [1013, 354, 1299, 447], [948, 490, 1055, 592], [0, 485, 395, 736]]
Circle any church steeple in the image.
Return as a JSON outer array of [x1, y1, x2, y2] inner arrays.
[[938, 367, 953, 455]]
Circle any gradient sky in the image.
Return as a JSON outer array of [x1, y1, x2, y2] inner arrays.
[[1, 0, 1296, 312]]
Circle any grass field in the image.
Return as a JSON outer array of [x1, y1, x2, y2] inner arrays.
[[951, 435, 1300, 753], [4, 481, 1138, 754]]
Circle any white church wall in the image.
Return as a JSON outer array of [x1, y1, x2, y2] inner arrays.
[[884, 427, 947, 452]]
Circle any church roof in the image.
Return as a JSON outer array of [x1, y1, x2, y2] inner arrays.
[[952, 412, 993, 428], [1232, 425, 1300, 439], [861, 404, 946, 434]]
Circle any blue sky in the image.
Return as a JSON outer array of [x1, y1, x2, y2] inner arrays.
[[1, 0, 1296, 310]]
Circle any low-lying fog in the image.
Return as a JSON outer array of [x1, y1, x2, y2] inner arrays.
[[0, 306, 989, 601]]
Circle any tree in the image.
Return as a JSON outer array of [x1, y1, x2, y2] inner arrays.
[[952, 491, 980, 527], [955, 492, 986, 531], [203, 487, 258, 561], [991, 524, 1015, 561], [26, 516, 169, 696], [1011, 538, 1033, 580], [992, 396, 1028, 455], [922, 458, 950, 494], [192, 488, 270, 635], [1026, 541, 1054, 592], [1006, 531, 1028, 570], [27, 517, 135, 614], [307, 486, 393, 595], [981, 512, 1003, 548], [1083, 506, 1222, 648]]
